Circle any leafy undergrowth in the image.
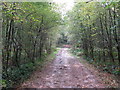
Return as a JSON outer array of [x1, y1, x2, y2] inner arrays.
[[78, 57, 120, 88], [71, 48, 120, 88], [84, 57, 120, 75], [72, 48, 120, 75], [2, 48, 59, 88]]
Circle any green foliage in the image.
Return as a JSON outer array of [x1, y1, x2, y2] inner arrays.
[[2, 2, 61, 88], [3, 62, 35, 87], [68, 2, 120, 75], [0, 80, 6, 88], [3, 48, 58, 88], [57, 33, 69, 46], [71, 48, 83, 55], [73, 49, 120, 75]]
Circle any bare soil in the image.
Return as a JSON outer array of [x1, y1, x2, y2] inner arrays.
[[19, 48, 119, 88]]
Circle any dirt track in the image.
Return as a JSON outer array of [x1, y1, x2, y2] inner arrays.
[[21, 48, 105, 88]]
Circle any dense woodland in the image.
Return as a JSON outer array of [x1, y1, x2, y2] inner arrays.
[[1, 1, 120, 88], [68, 2, 120, 74], [2, 2, 61, 87]]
